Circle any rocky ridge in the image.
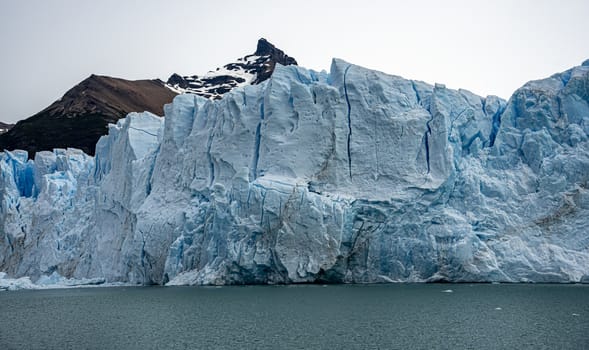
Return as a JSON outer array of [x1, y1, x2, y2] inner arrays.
[[166, 38, 297, 98]]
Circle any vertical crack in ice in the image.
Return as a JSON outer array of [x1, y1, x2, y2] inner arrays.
[[343, 64, 353, 179], [94, 155, 102, 182], [411, 80, 422, 106], [556, 95, 564, 121], [260, 188, 267, 226], [206, 130, 215, 187], [424, 113, 434, 174], [146, 144, 160, 196], [246, 185, 252, 207], [412, 80, 434, 173], [6, 234, 14, 253], [250, 100, 264, 182], [488, 102, 505, 148]]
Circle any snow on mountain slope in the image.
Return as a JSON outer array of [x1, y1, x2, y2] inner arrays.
[[1, 58, 588, 288], [166, 38, 297, 99]]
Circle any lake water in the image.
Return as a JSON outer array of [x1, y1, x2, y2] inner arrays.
[[0, 284, 587, 349]]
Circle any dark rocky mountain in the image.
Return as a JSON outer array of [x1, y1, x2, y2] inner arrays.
[[166, 38, 297, 99], [0, 38, 296, 157], [0, 122, 14, 135], [0, 76, 177, 156]]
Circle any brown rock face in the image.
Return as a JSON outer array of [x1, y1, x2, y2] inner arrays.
[[0, 76, 177, 156], [252, 38, 298, 84]]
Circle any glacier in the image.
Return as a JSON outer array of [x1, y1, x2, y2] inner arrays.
[[1, 58, 588, 287]]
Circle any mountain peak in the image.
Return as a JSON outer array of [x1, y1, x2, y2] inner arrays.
[[166, 38, 298, 98], [255, 38, 274, 55], [255, 38, 297, 65]]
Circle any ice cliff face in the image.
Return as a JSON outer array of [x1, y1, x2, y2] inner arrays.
[[1, 59, 588, 286]]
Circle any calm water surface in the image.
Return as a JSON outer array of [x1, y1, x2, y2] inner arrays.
[[0, 284, 588, 349]]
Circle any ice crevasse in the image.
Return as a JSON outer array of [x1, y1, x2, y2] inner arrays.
[[1, 58, 589, 287]]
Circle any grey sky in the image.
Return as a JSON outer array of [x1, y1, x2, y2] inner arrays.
[[0, 0, 587, 123]]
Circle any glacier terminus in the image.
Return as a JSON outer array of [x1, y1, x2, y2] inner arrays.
[[1, 58, 589, 288]]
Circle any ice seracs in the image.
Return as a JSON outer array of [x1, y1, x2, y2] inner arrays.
[[0, 58, 588, 287]]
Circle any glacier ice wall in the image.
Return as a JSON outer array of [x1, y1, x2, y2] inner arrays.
[[1, 59, 588, 285]]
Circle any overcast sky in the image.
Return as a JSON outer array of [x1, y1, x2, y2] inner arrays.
[[0, 0, 587, 123]]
